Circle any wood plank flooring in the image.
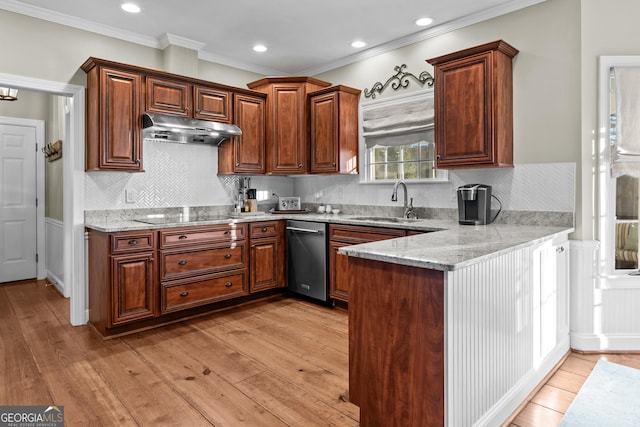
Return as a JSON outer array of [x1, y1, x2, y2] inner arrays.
[[508, 351, 640, 426], [2, 279, 640, 426]]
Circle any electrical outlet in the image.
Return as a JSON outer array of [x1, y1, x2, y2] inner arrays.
[[125, 189, 137, 203]]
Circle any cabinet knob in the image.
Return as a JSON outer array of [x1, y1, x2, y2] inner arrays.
[[224, 230, 230, 235], [180, 291, 189, 297], [298, 164, 303, 168], [128, 239, 138, 245], [557, 246, 565, 254], [261, 227, 268, 232], [178, 260, 187, 265], [178, 235, 188, 240], [225, 282, 233, 288], [136, 159, 141, 165], [236, 163, 240, 167], [224, 253, 232, 259]]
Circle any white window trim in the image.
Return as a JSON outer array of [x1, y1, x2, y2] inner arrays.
[[358, 90, 448, 184], [597, 55, 640, 289]]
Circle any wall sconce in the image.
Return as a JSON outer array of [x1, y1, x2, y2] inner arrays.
[[0, 87, 18, 101]]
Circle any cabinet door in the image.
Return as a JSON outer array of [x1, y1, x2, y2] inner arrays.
[[270, 83, 307, 174], [434, 52, 493, 167], [329, 240, 350, 302], [111, 252, 156, 325], [219, 93, 265, 174], [97, 68, 143, 171], [145, 77, 192, 117], [250, 237, 283, 292], [310, 91, 339, 173], [194, 86, 231, 122]]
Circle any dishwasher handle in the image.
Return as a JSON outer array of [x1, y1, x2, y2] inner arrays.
[[286, 226, 323, 234]]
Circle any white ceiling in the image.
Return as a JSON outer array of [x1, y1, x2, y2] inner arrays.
[[1, 0, 544, 75]]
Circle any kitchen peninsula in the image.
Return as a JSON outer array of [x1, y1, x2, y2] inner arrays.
[[338, 220, 572, 427]]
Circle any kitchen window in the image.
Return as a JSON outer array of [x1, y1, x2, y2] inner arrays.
[[361, 90, 447, 182], [598, 56, 640, 285]]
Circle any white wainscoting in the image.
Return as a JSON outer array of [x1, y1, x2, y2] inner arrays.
[[570, 240, 640, 351], [446, 235, 570, 426], [45, 217, 66, 296]]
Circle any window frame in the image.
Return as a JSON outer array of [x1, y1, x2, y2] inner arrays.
[[359, 90, 448, 184], [598, 56, 640, 288]]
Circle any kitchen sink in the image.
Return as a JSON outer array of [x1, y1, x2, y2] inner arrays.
[[350, 216, 421, 223]]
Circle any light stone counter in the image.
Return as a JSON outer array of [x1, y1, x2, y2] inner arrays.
[[338, 222, 573, 271], [85, 210, 572, 272]]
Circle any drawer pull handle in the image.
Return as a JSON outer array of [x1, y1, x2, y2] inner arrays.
[[178, 260, 187, 265], [180, 291, 189, 297], [178, 235, 188, 240], [261, 227, 268, 232], [225, 282, 233, 288], [224, 253, 232, 259], [128, 239, 138, 245]]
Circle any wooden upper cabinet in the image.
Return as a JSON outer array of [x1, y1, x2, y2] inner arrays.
[[145, 77, 192, 117], [309, 85, 361, 174], [218, 93, 266, 175], [247, 76, 331, 175], [194, 86, 232, 123], [82, 58, 144, 172], [427, 40, 518, 169]]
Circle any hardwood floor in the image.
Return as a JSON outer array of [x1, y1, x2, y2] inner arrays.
[[507, 351, 640, 426], [0, 280, 357, 426], [2, 279, 640, 426]]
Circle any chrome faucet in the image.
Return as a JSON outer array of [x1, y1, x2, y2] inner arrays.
[[391, 180, 417, 219]]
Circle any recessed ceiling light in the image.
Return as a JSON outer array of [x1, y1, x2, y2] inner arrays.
[[351, 41, 366, 48], [121, 3, 141, 13], [253, 44, 267, 53], [415, 17, 434, 26]]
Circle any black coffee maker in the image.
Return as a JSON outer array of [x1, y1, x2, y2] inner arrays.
[[457, 184, 492, 225]]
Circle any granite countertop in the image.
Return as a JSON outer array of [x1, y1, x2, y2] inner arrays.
[[84, 212, 572, 272]]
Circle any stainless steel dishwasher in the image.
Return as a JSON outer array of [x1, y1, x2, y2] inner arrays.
[[286, 220, 328, 302]]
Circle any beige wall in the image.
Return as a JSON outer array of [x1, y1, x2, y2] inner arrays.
[[0, 9, 261, 89]]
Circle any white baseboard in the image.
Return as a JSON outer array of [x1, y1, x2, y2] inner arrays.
[[478, 335, 571, 426], [571, 333, 640, 352], [46, 271, 65, 296], [45, 217, 66, 296]]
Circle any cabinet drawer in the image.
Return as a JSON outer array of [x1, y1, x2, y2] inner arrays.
[[111, 231, 155, 253], [160, 224, 246, 248], [160, 243, 246, 281], [329, 224, 405, 244], [249, 221, 281, 238], [161, 271, 248, 313]]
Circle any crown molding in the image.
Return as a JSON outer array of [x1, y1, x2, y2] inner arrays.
[[0, 0, 547, 76], [300, 0, 547, 75], [159, 33, 206, 51], [0, 0, 160, 48]]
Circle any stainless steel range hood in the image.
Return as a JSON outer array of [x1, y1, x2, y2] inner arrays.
[[142, 113, 241, 146]]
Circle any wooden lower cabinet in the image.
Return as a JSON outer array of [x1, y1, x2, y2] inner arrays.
[[161, 270, 248, 313], [249, 221, 285, 292], [110, 251, 157, 325], [328, 224, 407, 303], [88, 223, 261, 336]]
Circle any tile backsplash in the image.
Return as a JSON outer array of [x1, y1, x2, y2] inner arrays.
[[85, 140, 574, 218]]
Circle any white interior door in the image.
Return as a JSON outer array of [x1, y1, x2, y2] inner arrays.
[[0, 123, 37, 282]]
